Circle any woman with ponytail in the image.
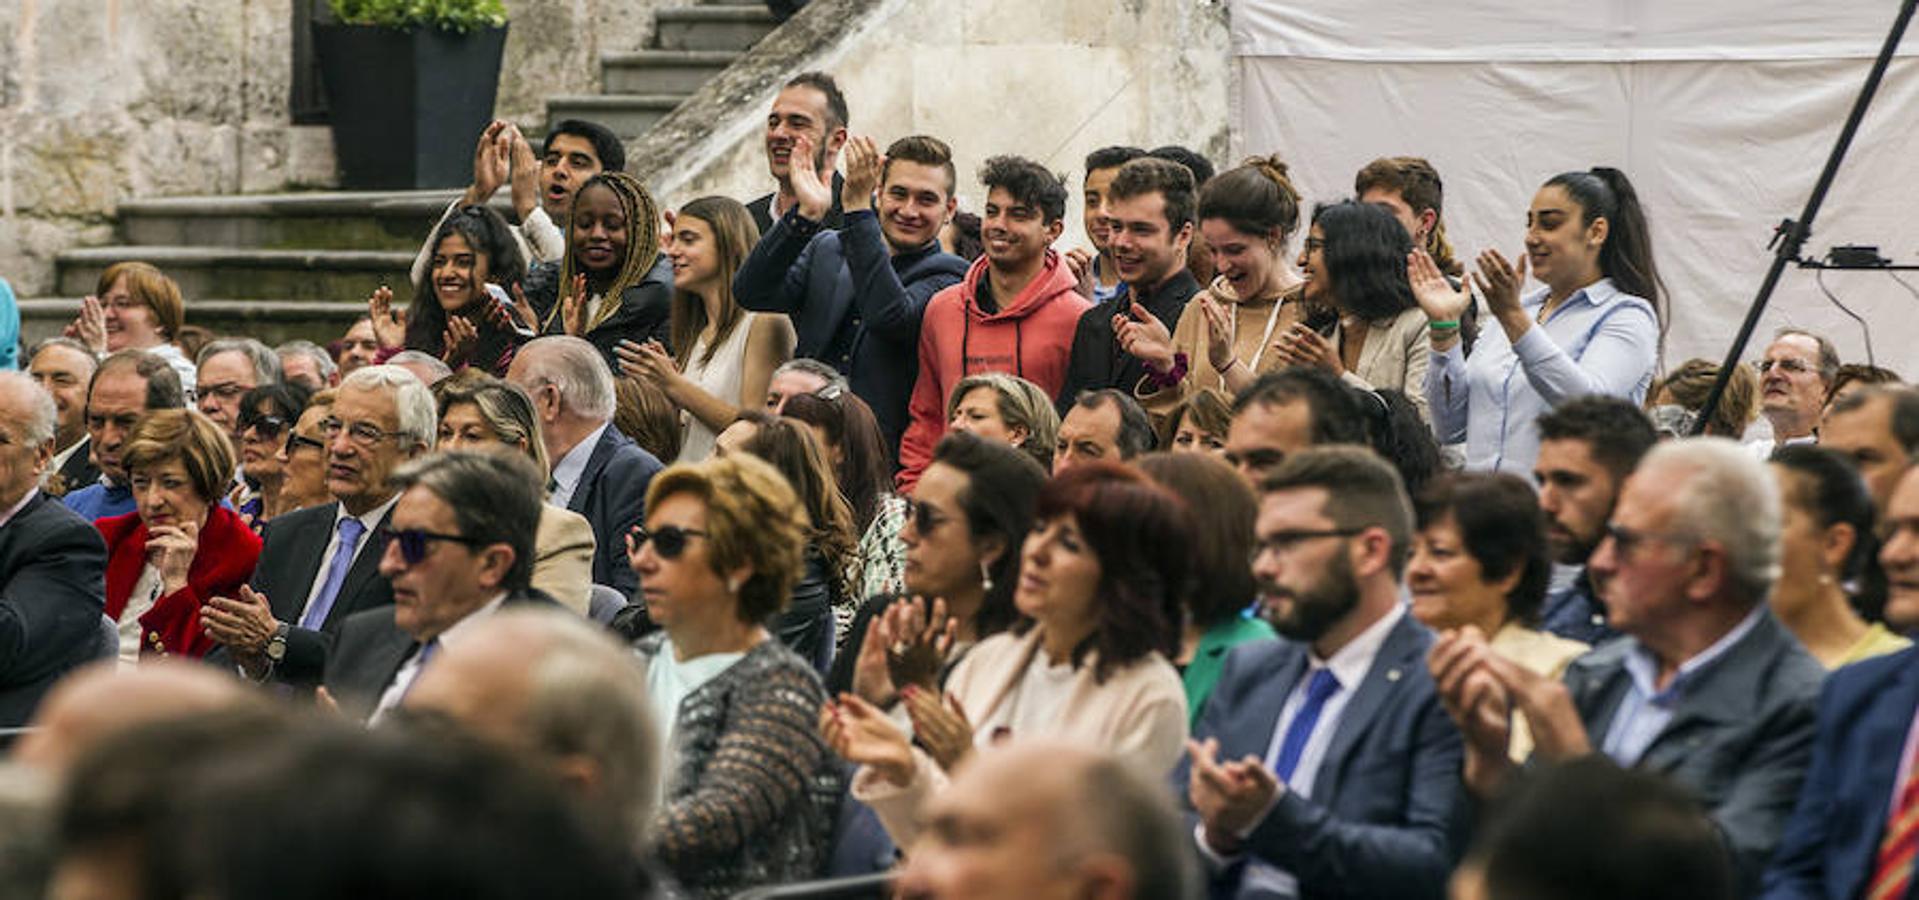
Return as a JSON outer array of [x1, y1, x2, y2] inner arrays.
[[1413, 167, 1664, 474], [1115, 155, 1308, 423]]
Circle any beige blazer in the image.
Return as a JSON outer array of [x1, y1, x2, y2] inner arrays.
[[1334, 305, 1432, 423], [851, 628, 1187, 847], [1491, 622, 1589, 761], [533, 504, 596, 615], [1137, 284, 1307, 423]]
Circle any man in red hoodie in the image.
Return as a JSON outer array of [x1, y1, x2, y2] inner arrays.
[[898, 156, 1090, 488]]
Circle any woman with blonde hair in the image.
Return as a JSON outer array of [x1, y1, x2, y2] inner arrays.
[[617, 196, 796, 462], [67, 261, 197, 390], [944, 371, 1060, 472]]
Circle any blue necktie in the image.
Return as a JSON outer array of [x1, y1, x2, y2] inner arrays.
[[300, 517, 366, 630], [1273, 668, 1341, 783]]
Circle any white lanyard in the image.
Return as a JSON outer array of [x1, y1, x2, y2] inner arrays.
[[1225, 292, 1288, 389]]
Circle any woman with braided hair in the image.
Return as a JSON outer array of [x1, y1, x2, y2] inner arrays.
[[522, 170, 675, 366]]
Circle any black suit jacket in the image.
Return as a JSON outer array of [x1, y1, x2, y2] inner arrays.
[[248, 500, 397, 686], [0, 491, 107, 726], [51, 438, 100, 497], [748, 173, 846, 234], [324, 588, 560, 721], [566, 426, 661, 598], [1056, 269, 1201, 416]]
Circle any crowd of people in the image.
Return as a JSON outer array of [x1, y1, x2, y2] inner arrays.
[[1, 68, 1916, 900]]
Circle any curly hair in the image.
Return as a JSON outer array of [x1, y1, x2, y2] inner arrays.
[[644, 454, 808, 624], [1026, 461, 1193, 683], [978, 155, 1067, 224]]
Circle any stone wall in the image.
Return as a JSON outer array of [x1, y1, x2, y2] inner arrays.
[[632, 0, 1234, 250], [0, 0, 664, 296]]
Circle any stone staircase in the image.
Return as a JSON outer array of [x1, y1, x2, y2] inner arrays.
[[20, 0, 782, 346]]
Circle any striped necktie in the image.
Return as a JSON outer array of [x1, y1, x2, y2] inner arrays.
[[1867, 750, 1919, 900]]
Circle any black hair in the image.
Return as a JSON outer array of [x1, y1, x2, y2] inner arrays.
[[544, 119, 625, 174], [1771, 443, 1889, 622], [236, 381, 313, 436], [1535, 395, 1659, 482], [948, 210, 983, 261], [978, 155, 1068, 224], [1074, 389, 1156, 459], [1543, 167, 1666, 330], [1232, 367, 1369, 447], [1416, 472, 1552, 625], [390, 450, 545, 592], [931, 432, 1049, 637], [1084, 145, 1147, 175], [406, 205, 527, 365], [784, 71, 849, 132], [1830, 386, 1919, 456], [1148, 145, 1216, 186], [1310, 200, 1417, 321], [94, 348, 186, 411], [1107, 157, 1197, 231], [1366, 388, 1440, 500]]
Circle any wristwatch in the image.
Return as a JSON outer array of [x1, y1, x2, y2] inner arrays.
[[265, 622, 290, 663]]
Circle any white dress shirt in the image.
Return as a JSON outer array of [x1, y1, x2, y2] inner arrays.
[[369, 593, 508, 724], [547, 423, 608, 510], [296, 494, 401, 626]]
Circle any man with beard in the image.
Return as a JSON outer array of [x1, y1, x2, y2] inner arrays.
[[1176, 445, 1464, 900], [1532, 396, 1658, 645]]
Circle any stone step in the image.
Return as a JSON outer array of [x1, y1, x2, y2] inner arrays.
[[602, 49, 739, 96], [546, 94, 685, 142], [56, 246, 415, 305], [19, 298, 368, 347], [115, 189, 489, 251], [654, 7, 780, 52]]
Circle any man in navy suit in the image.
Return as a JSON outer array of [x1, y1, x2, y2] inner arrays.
[[1178, 445, 1464, 900], [507, 336, 661, 599], [1762, 462, 1919, 898]]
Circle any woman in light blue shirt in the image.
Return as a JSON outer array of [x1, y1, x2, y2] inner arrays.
[[1413, 167, 1664, 474]]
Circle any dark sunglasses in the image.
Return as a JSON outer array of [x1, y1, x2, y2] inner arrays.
[[379, 526, 489, 567], [630, 524, 708, 559], [902, 497, 948, 535], [242, 415, 288, 439], [285, 432, 326, 454]]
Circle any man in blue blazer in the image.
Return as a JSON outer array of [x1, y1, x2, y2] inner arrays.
[[1178, 446, 1465, 900], [1762, 463, 1919, 899]]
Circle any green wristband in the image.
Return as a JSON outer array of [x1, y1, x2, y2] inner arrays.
[[1428, 319, 1460, 330]]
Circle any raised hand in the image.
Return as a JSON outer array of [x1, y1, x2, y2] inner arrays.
[[820, 693, 917, 787], [560, 272, 589, 337], [466, 120, 510, 205], [840, 135, 883, 212], [146, 519, 201, 596], [614, 338, 677, 385], [883, 596, 957, 696], [904, 685, 973, 772], [1408, 248, 1471, 324], [1198, 287, 1236, 371], [787, 133, 834, 222], [367, 286, 406, 349], [73, 295, 109, 354], [1270, 323, 1341, 374], [505, 124, 541, 220], [487, 290, 535, 337], [1480, 645, 1590, 759], [1186, 737, 1282, 854], [1113, 302, 1176, 371], [1065, 247, 1096, 298], [440, 315, 479, 365], [1471, 248, 1528, 321]]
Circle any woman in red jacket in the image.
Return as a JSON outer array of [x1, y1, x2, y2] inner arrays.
[[97, 408, 261, 661]]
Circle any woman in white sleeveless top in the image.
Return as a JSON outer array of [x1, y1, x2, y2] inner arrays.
[[617, 196, 795, 462]]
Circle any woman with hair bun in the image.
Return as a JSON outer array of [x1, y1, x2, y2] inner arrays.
[[1413, 167, 1664, 474]]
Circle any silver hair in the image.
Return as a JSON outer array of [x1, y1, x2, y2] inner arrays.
[[515, 337, 615, 421], [275, 340, 339, 385], [27, 337, 98, 374], [772, 358, 848, 393], [1639, 437, 1781, 604], [489, 608, 660, 849], [338, 365, 438, 450], [0, 372, 57, 446], [386, 350, 454, 384], [196, 337, 283, 384]]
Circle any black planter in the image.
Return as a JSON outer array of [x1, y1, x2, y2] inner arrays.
[[312, 23, 508, 190]]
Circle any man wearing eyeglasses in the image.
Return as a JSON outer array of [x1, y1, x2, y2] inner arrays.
[[62, 350, 188, 521], [194, 338, 282, 444], [1753, 328, 1838, 455], [1433, 438, 1824, 893], [203, 365, 434, 687], [324, 451, 558, 722], [1177, 446, 1464, 900]]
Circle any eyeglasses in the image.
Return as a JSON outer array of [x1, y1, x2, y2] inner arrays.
[[320, 417, 407, 448], [200, 381, 253, 402], [1251, 527, 1363, 562], [1756, 358, 1813, 376], [1602, 522, 1696, 558], [379, 526, 489, 567], [241, 415, 288, 440], [903, 497, 950, 535], [285, 432, 326, 454], [630, 524, 708, 559]]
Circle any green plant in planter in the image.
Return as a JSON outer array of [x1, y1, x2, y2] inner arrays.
[[329, 0, 508, 32]]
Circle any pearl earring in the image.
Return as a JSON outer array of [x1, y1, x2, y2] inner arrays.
[[979, 559, 993, 593]]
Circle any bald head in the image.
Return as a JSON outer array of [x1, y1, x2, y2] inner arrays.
[[897, 741, 1196, 900], [15, 662, 258, 776]]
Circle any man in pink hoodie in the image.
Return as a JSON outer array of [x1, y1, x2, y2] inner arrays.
[[897, 156, 1091, 489]]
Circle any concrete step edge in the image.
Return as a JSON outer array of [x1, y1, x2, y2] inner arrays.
[[546, 94, 688, 108], [118, 190, 491, 219], [56, 246, 416, 268], [602, 49, 741, 66], [654, 7, 780, 23]]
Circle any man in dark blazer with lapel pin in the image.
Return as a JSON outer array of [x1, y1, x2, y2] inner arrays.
[[1177, 446, 1465, 900], [507, 335, 660, 600], [1762, 463, 1919, 899], [201, 365, 436, 686], [1435, 438, 1824, 896], [325, 451, 560, 722]]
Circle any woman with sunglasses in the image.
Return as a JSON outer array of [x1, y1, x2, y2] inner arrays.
[[823, 460, 1192, 850], [274, 389, 337, 520], [96, 408, 261, 661], [433, 370, 598, 616], [234, 382, 313, 530], [624, 453, 842, 896]]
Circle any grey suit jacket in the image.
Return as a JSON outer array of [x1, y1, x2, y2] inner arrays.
[[566, 425, 660, 599], [1567, 609, 1825, 893], [323, 588, 560, 722], [1174, 613, 1466, 900]]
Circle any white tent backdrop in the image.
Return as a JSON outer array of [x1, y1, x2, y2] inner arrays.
[[1230, 1, 1919, 370]]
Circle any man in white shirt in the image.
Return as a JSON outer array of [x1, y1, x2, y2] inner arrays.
[[323, 451, 556, 722], [1178, 446, 1463, 900], [27, 337, 100, 494], [1753, 328, 1838, 453]]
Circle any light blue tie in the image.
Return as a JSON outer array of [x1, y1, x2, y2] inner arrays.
[[299, 517, 366, 630], [1272, 668, 1341, 783]]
